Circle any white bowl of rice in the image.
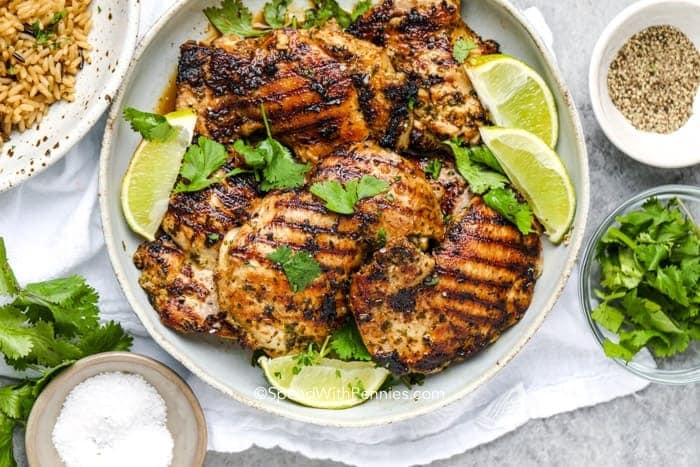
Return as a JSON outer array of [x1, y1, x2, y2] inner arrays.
[[0, 0, 140, 192]]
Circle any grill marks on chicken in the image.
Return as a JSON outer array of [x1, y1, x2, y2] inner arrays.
[[349, 197, 542, 374], [349, 0, 499, 150], [309, 21, 415, 150], [215, 142, 444, 356], [177, 29, 370, 163]]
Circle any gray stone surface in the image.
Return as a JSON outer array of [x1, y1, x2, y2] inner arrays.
[[7, 1, 699, 466], [205, 0, 700, 466]]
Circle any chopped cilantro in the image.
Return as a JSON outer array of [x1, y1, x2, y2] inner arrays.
[[592, 198, 700, 362], [304, 0, 352, 28], [453, 38, 477, 63], [310, 176, 389, 215], [424, 159, 442, 180], [204, 0, 266, 37], [32, 10, 66, 46], [424, 276, 439, 287], [376, 227, 387, 247], [234, 105, 310, 191], [123, 107, 177, 142], [268, 246, 322, 292]]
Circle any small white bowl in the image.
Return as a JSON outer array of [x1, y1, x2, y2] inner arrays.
[[589, 0, 700, 168]]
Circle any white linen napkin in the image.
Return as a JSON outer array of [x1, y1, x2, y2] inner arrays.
[[0, 3, 649, 466]]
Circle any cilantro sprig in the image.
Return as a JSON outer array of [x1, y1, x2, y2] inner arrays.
[[424, 159, 442, 180], [446, 140, 534, 235], [204, 0, 266, 37], [453, 38, 478, 63], [268, 246, 322, 292], [123, 107, 177, 142], [264, 0, 291, 29], [0, 238, 132, 466], [310, 176, 389, 215], [329, 321, 371, 361], [234, 105, 311, 192], [174, 136, 246, 193], [592, 198, 700, 361]]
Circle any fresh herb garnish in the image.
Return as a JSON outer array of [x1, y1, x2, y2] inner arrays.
[[376, 227, 387, 247], [263, 0, 291, 28], [310, 176, 390, 215], [234, 105, 311, 192], [446, 139, 534, 235], [123, 107, 177, 142], [350, 0, 372, 20], [424, 159, 442, 180], [329, 321, 371, 361], [32, 10, 66, 45], [173, 136, 245, 193], [591, 198, 700, 362], [483, 188, 535, 235], [453, 38, 477, 63], [267, 246, 322, 292], [0, 239, 132, 466], [204, 0, 266, 37], [304, 0, 352, 29]]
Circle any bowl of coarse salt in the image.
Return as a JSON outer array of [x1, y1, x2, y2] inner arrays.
[[25, 352, 207, 467], [589, 0, 700, 168]]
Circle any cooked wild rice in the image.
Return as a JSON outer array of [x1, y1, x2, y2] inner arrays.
[[0, 0, 92, 147]]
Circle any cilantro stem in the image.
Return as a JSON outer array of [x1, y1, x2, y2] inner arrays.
[[260, 104, 273, 139], [0, 238, 20, 296], [676, 197, 700, 235]]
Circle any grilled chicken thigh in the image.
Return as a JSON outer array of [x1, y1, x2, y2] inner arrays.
[[309, 21, 414, 150], [349, 197, 542, 374], [349, 0, 499, 151], [177, 29, 370, 163], [215, 142, 444, 356]]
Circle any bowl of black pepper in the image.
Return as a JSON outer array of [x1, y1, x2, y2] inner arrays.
[[589, 0, 700, 168]]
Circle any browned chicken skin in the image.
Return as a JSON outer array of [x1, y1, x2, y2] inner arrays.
[[177, 29, 370, 163], [349, 0, 499, 151], [349, 197, 542, 374]]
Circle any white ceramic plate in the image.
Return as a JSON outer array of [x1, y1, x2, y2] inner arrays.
[[589, 0, 700, 169], [100, 0, 590, 427], [0, 0, 140, 192]]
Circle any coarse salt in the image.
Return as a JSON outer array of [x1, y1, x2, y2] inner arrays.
[[52, 372, 174, 467]]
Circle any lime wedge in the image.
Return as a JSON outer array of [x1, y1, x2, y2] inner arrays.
[[479, 127, 576, 244], [121, 109, 197, 240], [466, 54, 559, 148], [259, 355, 390, 409]]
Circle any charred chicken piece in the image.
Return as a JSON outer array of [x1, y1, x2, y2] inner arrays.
[[176, 29, 370, 163], [349, 197, 542, 375], [349, 0, 499, 151]]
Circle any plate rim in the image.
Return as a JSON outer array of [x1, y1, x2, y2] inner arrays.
[[99, 0, 591, 427], [0, 0, 141, 193]]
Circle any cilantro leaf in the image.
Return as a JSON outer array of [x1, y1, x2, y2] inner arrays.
[[204, 0, 266, 37], [75, 321, 133, 355], [424, 159, 442, 180], [310, 176, 389, 215], [268, 247, 322, 292], [483, 188, 535, 235], [264, 0, 290, 28], [305, 0, 352, 28], [234, 106, 311, 192], [330, 321, 371, 361], [469, 145, 504, 173], [453, 38, 478, 63], [123, 107, 176, 142], [350, 0, 372, 20], [0, 384, 34, 420], [446, 140, 508, 195], [15, 276, 100, 337], [174, 136, 241, 193], [0, 239, 19, 296], [591, 303, 625, 333], [0, 306, 37, 361], [0, 413, 15, 467]]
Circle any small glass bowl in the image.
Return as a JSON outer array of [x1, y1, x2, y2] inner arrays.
[[579, 185, 700, 384]]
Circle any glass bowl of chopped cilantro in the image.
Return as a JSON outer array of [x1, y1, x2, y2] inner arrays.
[[579, 185, 700, 384]]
